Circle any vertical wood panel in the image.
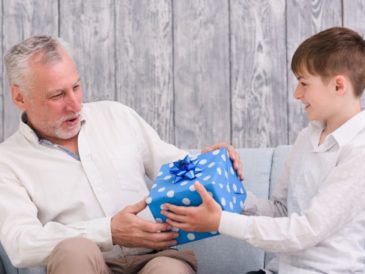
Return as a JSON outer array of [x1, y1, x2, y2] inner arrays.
[[60, 0, 115, 102], [343, 0, 365, 106], [174, 0, 230, 149], [115, 0, 174, 143], [231, 0, 287, 148], [2, 0, 58, 139], [286, 0, 342, 143], [0, 0, 3, 142]]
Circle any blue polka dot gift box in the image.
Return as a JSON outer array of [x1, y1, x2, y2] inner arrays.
[[146, 147, 247, 245]]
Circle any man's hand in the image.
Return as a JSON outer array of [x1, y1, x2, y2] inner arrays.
[[111, 199, 178, 249], [161, 182, 222, 232], [202, 143, 244, 180]]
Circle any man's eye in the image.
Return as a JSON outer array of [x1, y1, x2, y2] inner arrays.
[[73, 85, 80, 91], [300, 82, 307, 86], [51, 93, 63, 99]]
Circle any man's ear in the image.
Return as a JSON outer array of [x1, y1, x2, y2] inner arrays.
[[11, 85, 27, 111], [334, 75, 347, 96]]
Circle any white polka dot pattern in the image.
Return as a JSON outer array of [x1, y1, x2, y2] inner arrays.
[[147, 147, 246, 245], [167, 190, 174, 198], [183, 198, 191, 205]]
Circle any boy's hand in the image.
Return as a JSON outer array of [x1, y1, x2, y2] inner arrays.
[[202, 143, 244, 180], [161, 182, 222, 232]]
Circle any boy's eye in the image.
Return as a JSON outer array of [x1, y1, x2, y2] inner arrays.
[[300, 82, 307, 87]]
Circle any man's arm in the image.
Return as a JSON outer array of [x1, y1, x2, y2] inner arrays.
[[0, 174, 112, 267]]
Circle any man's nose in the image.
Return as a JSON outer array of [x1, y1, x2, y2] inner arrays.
[[65, 91, 81, 113]]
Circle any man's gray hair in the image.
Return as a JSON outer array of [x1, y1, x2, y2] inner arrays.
[[4, 36, 74, 89]]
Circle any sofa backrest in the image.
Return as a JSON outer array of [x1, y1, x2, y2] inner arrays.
[[180, 145, 291, 274]]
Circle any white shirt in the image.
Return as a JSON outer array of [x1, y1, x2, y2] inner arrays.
[[0, 101, 186, 267], [219, 110, 365, 273]]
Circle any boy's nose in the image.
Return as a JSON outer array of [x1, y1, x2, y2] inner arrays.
[[294, 85, 302, 100]]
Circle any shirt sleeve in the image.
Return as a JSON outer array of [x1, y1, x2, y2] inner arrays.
[[0, 173, 113, 267], [219, 149, 365, 253], [125, 107, 188, 180]]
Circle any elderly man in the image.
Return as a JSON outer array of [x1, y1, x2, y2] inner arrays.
[[0, 36, 242, 274]]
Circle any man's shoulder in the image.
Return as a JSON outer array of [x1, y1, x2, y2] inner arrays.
[[0, 131, 23, 159], [83, 100, 134, 116]]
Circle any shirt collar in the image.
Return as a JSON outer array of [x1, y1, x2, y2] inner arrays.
[[331, 110, 365, 146], [308, 110, 365, 149]]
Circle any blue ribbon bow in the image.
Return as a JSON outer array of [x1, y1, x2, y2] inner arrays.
[[169, 155, 203, 184]]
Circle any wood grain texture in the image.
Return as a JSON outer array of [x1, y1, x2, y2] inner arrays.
[[0, 0, 357, 147], [115, 0, 174, 143], [60, 0, 115, 102], [174, 0, 230, 149], [286, 0, 342, 143], [0, 0, 3, 141], [2, 0, 58, 139], [343, 0, 365, 106], [231, 0, 287, 148]]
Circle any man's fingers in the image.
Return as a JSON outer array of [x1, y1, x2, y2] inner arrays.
[[138, 233, 178, 249], [201, 142, 227, 153], [144, 239, 178, 249], [126, 199, 147, 214], [131, 216, 171, 233]]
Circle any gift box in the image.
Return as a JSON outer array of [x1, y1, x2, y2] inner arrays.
[[146, 147, 246, 245]]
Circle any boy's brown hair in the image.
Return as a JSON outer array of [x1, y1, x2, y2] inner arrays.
[[291, 27, 365, 97]]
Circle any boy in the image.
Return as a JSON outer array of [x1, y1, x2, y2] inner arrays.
[[161, 27, 365, 273]]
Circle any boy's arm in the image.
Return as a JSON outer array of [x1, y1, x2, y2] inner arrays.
[[163, 149, 365, 253]]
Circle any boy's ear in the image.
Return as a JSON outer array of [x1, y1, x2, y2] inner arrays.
[[11, 85, 27, 111], [334, 75, 347, 96]]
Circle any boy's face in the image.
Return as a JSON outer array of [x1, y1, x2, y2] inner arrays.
[[293, 70, 338, 122]]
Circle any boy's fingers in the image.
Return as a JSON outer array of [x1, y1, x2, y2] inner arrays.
[[163, 203, 189, 215], [195, 182, 213, 204], [166, 219, 190, 231], [161, 210, 187, 223]]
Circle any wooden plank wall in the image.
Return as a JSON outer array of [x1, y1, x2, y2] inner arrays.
[[1, 0, 364, 148]]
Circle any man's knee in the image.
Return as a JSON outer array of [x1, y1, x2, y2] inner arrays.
[[139, 256, 195, 274], [47, 237, 107, 274], [50, 237, 101, 261]]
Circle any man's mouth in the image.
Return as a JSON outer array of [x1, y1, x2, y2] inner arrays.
[[63, 115, 80, 127]]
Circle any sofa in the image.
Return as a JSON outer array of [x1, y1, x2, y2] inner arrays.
[[0, 145, 291, 274]]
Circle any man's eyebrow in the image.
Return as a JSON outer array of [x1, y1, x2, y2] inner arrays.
[[47, 78, 81, 94], [73, 78, 81, 85]]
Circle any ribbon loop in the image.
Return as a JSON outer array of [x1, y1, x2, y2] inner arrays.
[[169, 155, 202, 184]]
